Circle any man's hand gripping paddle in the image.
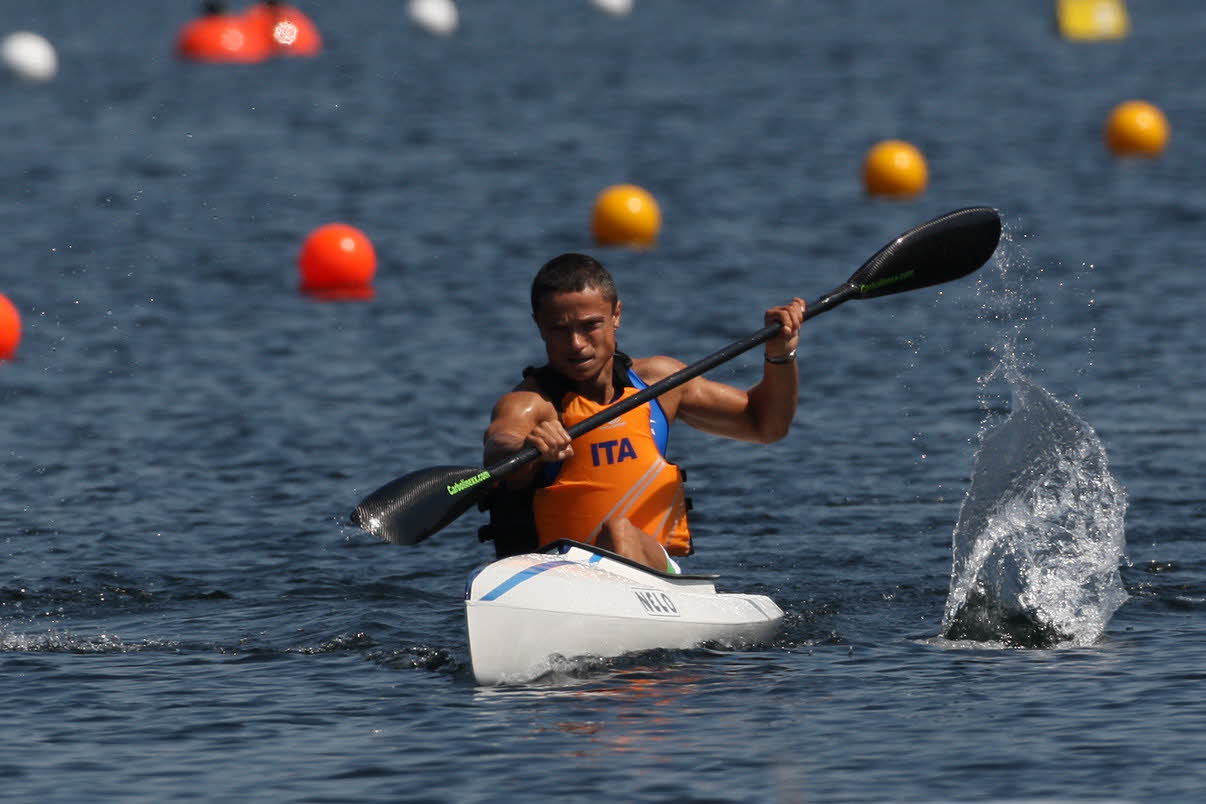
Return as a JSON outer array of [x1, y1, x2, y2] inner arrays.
[[350, 206, 1003, 546]]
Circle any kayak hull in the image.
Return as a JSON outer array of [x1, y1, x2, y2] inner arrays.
[[465, 540, 784, 685]]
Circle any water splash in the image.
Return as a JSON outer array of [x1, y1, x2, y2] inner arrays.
[[941, 355, 1129, 647], [940, 235, 1128, 648]]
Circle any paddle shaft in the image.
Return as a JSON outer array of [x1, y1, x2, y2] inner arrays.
[[484, 283, 858, 481]]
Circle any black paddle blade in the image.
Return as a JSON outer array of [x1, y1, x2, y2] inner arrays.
[[350, 465, 494, 545], [850, 206, 1001, 299]]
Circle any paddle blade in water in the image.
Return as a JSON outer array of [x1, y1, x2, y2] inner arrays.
[[851, 206, 1001, 299], [350, 465, 494, 545]]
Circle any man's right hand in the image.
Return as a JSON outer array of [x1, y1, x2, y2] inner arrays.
[[525, 419, 574, 463]]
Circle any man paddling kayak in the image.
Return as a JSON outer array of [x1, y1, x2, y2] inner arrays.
[[481, 253, 805, 572]]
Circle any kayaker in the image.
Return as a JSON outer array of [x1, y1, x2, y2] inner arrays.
[[481, 253, 805, 572]]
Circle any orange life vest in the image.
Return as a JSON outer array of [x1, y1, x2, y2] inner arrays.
[[532, 371, 692, 556]]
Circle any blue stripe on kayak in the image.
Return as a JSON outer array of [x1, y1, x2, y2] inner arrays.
[[588, 553, 603, 564], [479, 560, 575, 602]]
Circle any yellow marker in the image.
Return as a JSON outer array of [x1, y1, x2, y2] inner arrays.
[[592, 185, 662, 248], [1056, 0, 1129, 41], [1105, 100, 1169, 157], [862, 140, 928, 199]]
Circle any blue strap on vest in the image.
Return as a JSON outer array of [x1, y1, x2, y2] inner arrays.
[[626, 368, 670, 456]]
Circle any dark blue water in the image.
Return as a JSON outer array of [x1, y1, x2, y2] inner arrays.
[[4, 1, 1205, 801]]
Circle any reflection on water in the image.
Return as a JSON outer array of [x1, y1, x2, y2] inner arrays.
[[470, 662, 707, 760]]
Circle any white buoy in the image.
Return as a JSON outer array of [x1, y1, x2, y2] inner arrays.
[[408, 0, 459, 36], [591, 0, 634, 16], [2, 31, 58, 82]]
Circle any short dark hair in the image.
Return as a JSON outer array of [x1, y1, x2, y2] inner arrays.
[[530, 253, 618, 315]]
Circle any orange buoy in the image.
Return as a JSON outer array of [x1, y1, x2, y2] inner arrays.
[[0, 292, 21, 361], [1105, 100, 1169, 157], [863, 140, 928, 198], [591, 184, 662, 248], [298, 224, 377, 300], [243, 1, 322, 57], [176, 2, 272, 64]]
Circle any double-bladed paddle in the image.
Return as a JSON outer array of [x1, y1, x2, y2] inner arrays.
[[351, 205, 1002, 545]]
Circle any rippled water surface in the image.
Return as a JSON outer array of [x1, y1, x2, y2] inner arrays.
[[4, 2, 1206, 801]]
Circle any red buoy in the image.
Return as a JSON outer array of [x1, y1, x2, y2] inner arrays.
[[298, 224, 377, 300], [243, 1, 322, 57], [0, 292, 21, 361], [176, 2, 271, 64]]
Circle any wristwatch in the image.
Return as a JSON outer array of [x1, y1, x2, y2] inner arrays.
[[765, 348, 797, 364]]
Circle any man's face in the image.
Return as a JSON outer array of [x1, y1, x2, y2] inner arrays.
[[533, 288, 622, 383]]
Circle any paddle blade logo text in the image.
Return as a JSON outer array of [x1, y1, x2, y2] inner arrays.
[[859, 269, 916, 295], [446, 471, 491, 496]]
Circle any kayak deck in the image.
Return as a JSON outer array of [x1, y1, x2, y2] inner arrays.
[[465, 540, 784, 685]]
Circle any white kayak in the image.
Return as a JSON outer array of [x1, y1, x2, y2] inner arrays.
[[465, 539, 784, 685]]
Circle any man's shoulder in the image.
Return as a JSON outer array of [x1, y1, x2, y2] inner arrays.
[[502, 374, 548, 398], [491, 378, 556, 419], [631, 354, 686, 383]]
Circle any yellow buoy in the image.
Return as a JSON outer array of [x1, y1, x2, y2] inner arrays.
[[592, 184, 661, 248], [1105, 100, 1169, 157], [1056, 0, 1129, 41], [862, 140, 928, 198]]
